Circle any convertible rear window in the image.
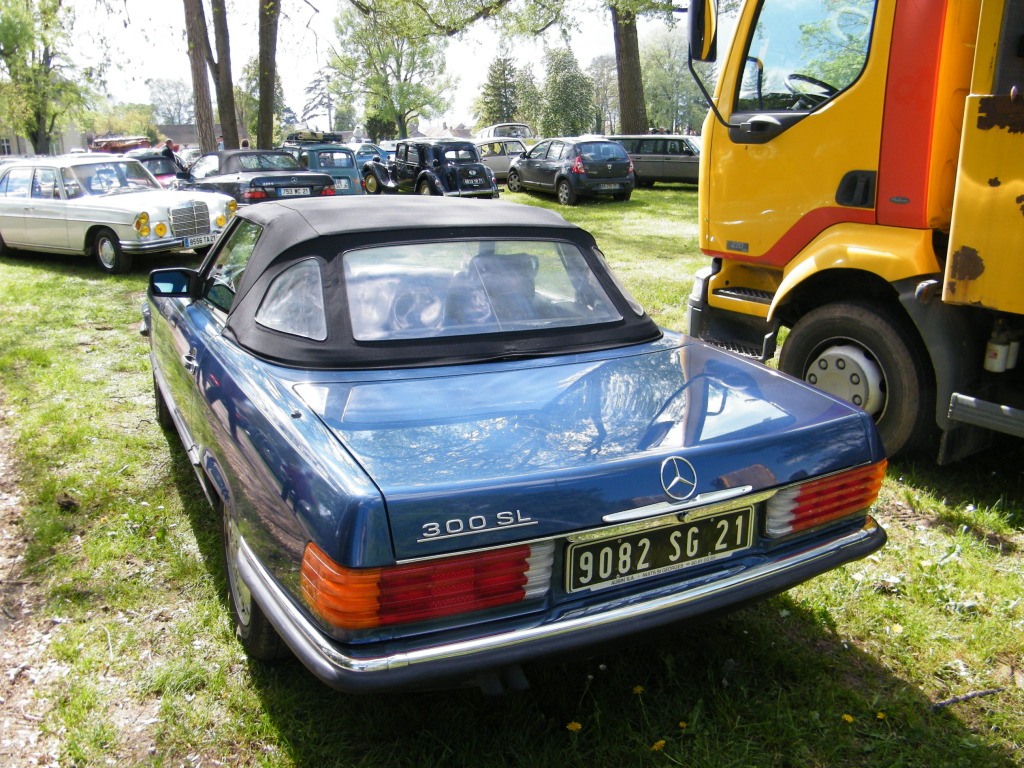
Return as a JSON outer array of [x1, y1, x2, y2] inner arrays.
[[343, 240, 623, 341]]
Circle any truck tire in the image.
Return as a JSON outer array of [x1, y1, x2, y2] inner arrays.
[[779, 301, 933, 458]]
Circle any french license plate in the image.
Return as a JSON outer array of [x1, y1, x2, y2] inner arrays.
[[334, 179, 350, 190], [280, 187, 309, 196], [184, 233, 216, 248], [566, 508, 752, 592], [465, 178, 483, 185], [597, 183, 621, 191]]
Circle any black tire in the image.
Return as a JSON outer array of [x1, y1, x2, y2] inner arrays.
[[556, 179, 578, 206], [94, 228, 132, 274], [506, 170, 523, 193], [153, 375, 174, 431], [363, 173, 381, 194], [0, 231, 9, 256], [779, 301, 934, 458], [613, 191, 632, 202], [417, 180, 435, 195], [222, 508, 288, 660]]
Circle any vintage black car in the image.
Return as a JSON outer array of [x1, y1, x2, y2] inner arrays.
[[178, 150, 337, 205], [361, 139, 499, 198]]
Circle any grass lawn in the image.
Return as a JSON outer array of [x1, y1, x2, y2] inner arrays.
[[0, 186, 1021, 767]]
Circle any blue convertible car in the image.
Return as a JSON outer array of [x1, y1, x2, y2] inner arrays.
[[143, 197, 887, 693]]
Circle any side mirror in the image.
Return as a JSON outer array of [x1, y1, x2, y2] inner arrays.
[[688, 0, 718, 63], [149, 268, 200, 299]]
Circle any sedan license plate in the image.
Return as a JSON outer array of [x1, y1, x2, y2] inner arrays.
[[596, 183, 621, 191], [184, 233, 216, 249], [566, 508, 752, 592], [280, 187, 310, 197]]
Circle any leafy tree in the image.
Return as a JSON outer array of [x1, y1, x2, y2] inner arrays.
[[364, 113, 397, 142], [539, 48, 594, 137], [513, 65, 541, 129], [641, 25, 711, 133], [235, 56, 288, 145], [182, 0, 239, 151], [83, 102, 160, 144], [0, 0, 97, 154], [588, 53, 618, 134], [256, 0, 281, 149], [147, 78, 194, 124], [329, 6, 452, 139], [477, 48, 518, 126]]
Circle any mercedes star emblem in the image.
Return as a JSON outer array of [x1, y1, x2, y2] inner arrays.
[[660, 456, 697, 501]]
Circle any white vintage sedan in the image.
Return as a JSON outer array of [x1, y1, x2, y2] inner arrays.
[[0, 154, 237, 274]]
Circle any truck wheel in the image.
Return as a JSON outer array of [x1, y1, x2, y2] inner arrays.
[[779, 301, 934, 458], [222, 508, 288, 660], [556, 179, 578, 206], [506, 170, 523, 193], [363, 173, 381, 194], [94, 228, 132, 274]]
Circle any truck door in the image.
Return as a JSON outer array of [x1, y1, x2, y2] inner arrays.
[[702, 0, 887, 265]]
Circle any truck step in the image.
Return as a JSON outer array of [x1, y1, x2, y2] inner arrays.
[[711, 287, 774, 304], [702, 337, 764, 359], [947, 393, 1024, 439]]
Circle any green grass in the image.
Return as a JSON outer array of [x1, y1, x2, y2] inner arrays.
[[0, 189, 1022, 767]]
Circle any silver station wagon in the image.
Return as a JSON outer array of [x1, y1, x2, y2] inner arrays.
[[0, 154, 237, 274]]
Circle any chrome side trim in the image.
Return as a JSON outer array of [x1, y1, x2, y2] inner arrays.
[[602, 485, 760, 524], [236, 518, 884, 691]]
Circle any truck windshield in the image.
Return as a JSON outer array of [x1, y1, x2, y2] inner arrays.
[[736, 0, 876, 113]]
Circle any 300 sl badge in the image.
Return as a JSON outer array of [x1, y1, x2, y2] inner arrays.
[[419, 510, 536, 542]]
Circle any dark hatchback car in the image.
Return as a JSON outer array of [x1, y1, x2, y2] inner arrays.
[[507, 137, 635, 205], [143, 197, 887, 694], [361, 139, 499, 198], [179, 150, 337, 205]]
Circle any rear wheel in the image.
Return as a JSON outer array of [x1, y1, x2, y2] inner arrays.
[[417, 180, 435, 195], [222, 507, 288, 660], [556, 179, 578, 206], [505, 170, 523, 193], [778, 301, 934, 457], [363, 173, 381, 194], [0, 231, 9, 256], [613, 191, 632, 202], [94, 228, 132, 274]]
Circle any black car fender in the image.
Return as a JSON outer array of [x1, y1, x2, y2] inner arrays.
[[362, 160, 397, 192], [416, 169, 446, 194]]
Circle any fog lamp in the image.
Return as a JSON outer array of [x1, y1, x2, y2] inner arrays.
[[154, 222, 168, 237]]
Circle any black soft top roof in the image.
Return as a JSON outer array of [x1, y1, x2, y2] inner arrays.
[[220, 197, 661, 369]]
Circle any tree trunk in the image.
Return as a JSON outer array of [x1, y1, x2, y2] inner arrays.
[[610, 6, 649, 134], [209, 0, 239, 149], [183, 0, 217, 153], [257, 0, 280, 149]]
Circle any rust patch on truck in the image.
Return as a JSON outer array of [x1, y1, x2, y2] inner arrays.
[[1018, 194, 1024, 216], [989, 177, 1001, 187], [949, 246, 985, 281], [977, 96, 1024, 134]]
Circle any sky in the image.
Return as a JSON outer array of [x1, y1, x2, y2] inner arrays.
[[80, 0, 679, 132]]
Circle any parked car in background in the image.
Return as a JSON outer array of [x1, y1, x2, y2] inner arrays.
[[362, 139, 499, 198], [506, 137, 635, 205], [126, 148, 183, 188], [475, 123, 536, 142], [176, 146, 202, 168], [142, 195, 887, 693], [378, 140, 398, 163], [473, 138, 528, 182], [177, 150, 336, 205], [0, 154, 236, 274], [605, 135, 701, 187], [346, 142, 389, 166], [278, 143, 363, 196]]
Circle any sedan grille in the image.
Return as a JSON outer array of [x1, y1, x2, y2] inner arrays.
[[169, 202, 210, 237]]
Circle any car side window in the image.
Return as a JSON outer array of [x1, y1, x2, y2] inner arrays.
[[255, 258, 327, 340], [190, 155, 219, 179], [528, 142, 549, 160], [204, 219, 262, 314], [60, 168, 84, 198], [4, 168, 31, 198], [548, 142, 567, 161], [31, 168, 59, 199]]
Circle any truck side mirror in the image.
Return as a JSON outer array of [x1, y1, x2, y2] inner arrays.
[[688, 0, 718, 63]]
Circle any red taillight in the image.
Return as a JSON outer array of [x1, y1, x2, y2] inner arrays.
[[628, 158, 635, 174], [766, 460, 886, 537], [570, 156, 585, 174], [243, 187, 268, 200], [320, 187, 336, 196], [301, 541, 554, 629]]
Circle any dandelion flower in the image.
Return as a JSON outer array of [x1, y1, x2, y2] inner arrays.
[[876, 712, 887, 720], [566, 721, 582, 732], [633, 685, 645, 694], [842, 714, 854, 723], [678, 721, 687, 730], [650, 740, 666, 752]]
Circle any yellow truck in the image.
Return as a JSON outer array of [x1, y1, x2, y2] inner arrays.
[[685, 0, 1024, 462]]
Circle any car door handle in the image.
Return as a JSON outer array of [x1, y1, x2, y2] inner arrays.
[[183, 352, 198, 374]]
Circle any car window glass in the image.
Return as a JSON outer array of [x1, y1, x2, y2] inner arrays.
[[506, 141, 526, 155], [0, 172, 7, 196], [204, 219, 263, 314], [736, 0, 876, 112], [236, 152, 301, 171], [190, 155, 219, 179], [344, 239, 622, 341], [70, 160, 160, 194], [318, 151, 354, 168], [255, 258, 327, 340], [60, 167, 84, 198], [4, 168, 32, 198], [548, 143, 567, 161], [442, 148, 477, 163], [579, 142, 629, 160], [528, 142, 550, 160], [31, 168, 58, 199]]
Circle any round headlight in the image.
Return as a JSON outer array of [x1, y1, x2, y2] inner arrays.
[[227, 200, 238, 214], [154, 222, 168, 237], [139, 225, 151, 237], [215, 214, 227, 227], [133, 212, 150, 232]]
